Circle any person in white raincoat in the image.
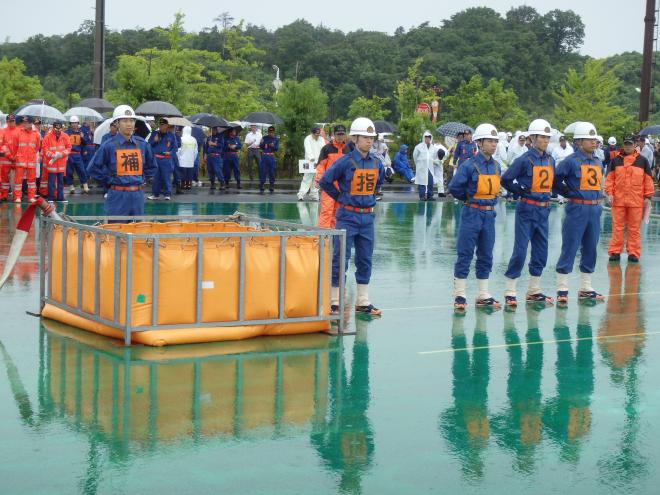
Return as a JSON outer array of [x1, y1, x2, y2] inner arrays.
[[433, 142, 448, 197], [177, 126, 198, 190], [413, 130, 438, 201], [494, 131, 509, 169], [506, 131, 528, 165]]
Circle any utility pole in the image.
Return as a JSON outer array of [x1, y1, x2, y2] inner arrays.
[[92, 0, 105, 98], [639, 0, 656, 123]]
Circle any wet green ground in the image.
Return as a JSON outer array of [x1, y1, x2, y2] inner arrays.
[[1, 200, 660, 494]]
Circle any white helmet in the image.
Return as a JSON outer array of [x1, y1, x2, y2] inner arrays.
[[528, 118, 553, 137], [112, 104, 137, 123], [608, 136, 617, 146], [472, 123, 499, 141], [573, 122, 598, 140], [349, 117, 377, 137], [69, 116, 79, 123]]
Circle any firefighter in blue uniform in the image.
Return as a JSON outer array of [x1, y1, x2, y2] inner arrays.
[[147, 117, 178, 200], [87, 105, 156, 216], [453, 129, 477, 168], [204, 126, 225, 190], [501, 119, 556, 306], [319, 117, 384, 316], [81, 120, 97, 170], [553, 121, 605, 304], [448, 123, 502, 311], [223, 127, 242, 190], [64, 116, 90, 194], [259, 126, 279, 193]]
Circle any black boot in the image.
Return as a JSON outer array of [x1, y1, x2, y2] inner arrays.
[[210, 181, 216, 190]]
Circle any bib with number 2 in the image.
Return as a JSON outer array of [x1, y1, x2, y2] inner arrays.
[[115, 149, 143, 176], [531, 166, 553, 193], [350, 169, 378, 196], [473, 174, 500, 199], [579, 164, 602, 191]]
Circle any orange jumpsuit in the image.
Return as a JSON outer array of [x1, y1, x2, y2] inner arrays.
[[315, 139, 347, 228], [10, 126, 41, 201], [0, 124, 19, 200], [605, 150, 654, 258], [42, 130, 71, 199]]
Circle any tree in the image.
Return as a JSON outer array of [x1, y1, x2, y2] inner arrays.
[[443, 75, 528, 130], [276, 78, 328, 173], [541, 9, 585, 55], [553, 59, 635, 137], [155, 11, 192, 51], [395, 58, 436, 119], [0, 57, 42, 111], [347, 95, 391, 121]]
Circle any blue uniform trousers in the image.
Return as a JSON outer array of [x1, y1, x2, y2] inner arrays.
[[223, 153, 241, 184], [418, 171, 434, 199], [65, 154, 88, 185], [193, 154, 199, 181], [106, 189, 144, 217], [207, 155, 224, 183], [556, 203, 601, 274], [259, 154, 276, 186], [47, 172, 64, 201], [152, 157, 174, 197], [454, 206, 496, 279], [332, 208, 375, 286], [504, 201, 550, 279]]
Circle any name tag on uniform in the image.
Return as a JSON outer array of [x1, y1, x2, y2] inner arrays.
[[70, 134, 81, 146], [473, 174, 500, 199], [350, 169, 378, 196], [531, 166, 553, 193], [579, 164, 602, 191], [116, 149, 143, 176], [299, 159, 315, 173]]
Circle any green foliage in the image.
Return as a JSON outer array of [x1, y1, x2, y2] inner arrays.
[[395, 58, 436, 119], [154, 11, 192, 51], [0, 57, 42, 110], [443, 75, 528, 130], [553, 59, 635, 137], [347, 96, 391, 120], [276, 78, 328, 173], [397, 116, 427, 149]]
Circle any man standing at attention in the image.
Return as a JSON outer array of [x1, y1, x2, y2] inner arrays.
[[244, 123, 262, 181]]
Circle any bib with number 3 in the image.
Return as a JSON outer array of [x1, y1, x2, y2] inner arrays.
[[579, 164, 602, 191], [531, 166, 553, 193], [350, 169, 378, 196], [115, 149, 143, 176], [473, 174, 500, 199]]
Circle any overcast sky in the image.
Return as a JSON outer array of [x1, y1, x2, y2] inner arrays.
[[2, 0, 648, 59]]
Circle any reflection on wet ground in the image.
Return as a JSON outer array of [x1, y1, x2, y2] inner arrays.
[[1, 200, 659, 494]]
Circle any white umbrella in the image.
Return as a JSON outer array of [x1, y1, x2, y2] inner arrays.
[[563, 122, 584, 134], [16, 104, 65, 123], [166, 116, 192, 127], [93, 117, 151, 145], [64, 106, 104, 122]]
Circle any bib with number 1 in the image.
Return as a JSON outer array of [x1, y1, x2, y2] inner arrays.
[[350, 169, 378, 195], [531, 166, 553, 193], [579, 164, 602, 190], [473, 174, 500, 199], [115, 148, 143, 176]]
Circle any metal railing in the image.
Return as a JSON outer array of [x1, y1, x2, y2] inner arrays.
[[39, 212, 347, 344]]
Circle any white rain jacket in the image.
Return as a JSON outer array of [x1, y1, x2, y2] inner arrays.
[[177, 126, 198, 168], [413, 137, 438, 187]]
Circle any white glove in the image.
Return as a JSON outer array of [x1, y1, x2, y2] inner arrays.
[[54, 152, 62, 160], [48, 158, 56, 165]]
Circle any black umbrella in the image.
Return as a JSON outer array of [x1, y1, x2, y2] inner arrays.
[[242, 111, 283, 125], [436, 121, 473, 137], [373, 120, 398, 134], [135, 101, 183, 117], [78, 97, 114, 113], [190, 125, 207, 146], [639, 124, 660, 135], [190, 113, 229, 128]]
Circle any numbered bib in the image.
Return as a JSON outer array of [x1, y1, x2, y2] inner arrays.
[[69, 134, 82, 146], [350, 168, 378, 196], [298, 159, 316, 174], [115, 149, 143, 176], [531, 166, 553, 193], [579, 164, 602, 191], [473, 174, 500, 199]]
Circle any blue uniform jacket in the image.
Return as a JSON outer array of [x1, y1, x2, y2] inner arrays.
[[392, 150, 411, 172], [319, 149, 384, 208], [453, 139, 477, 165], [224, 136, 241, 153], [101, 131, 117, 144], [64, 128, 87, 153], [448, 152, 499, 206], [553, 149, 603, 201], [501, 147, 555, 202], [260, 135, 279, 153], [204, 134, 224, 155], [87, 133, 157, 186], [148, 131, 178, 157]]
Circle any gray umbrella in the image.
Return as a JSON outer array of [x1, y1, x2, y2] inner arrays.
[[436, 122, 474, 137], [640, 124, 660, 135], [190, 113, 229, 128], [135, 101, 183, 117], [16, 104, 65, 123], [77, 97, 114, 113], [374, 120, 398, 134], [64, 106, 104, 122], [242, 111, 284, 125]]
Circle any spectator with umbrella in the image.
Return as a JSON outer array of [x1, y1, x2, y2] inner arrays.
[[204, 126, 225, 191], [223, 127, 242, 190], [244, 123, 262, 181], [147, 118, 178, 201], [9, 116, 41, 202], [259, 126, 279, 194]]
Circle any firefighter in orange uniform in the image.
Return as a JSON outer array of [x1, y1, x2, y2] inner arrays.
[[41, 121, 71, 202], [316, 124, 348, 228], [10, 116, 41, 202], [605, 134, 654, 262], [0, 113, 19, 201]]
